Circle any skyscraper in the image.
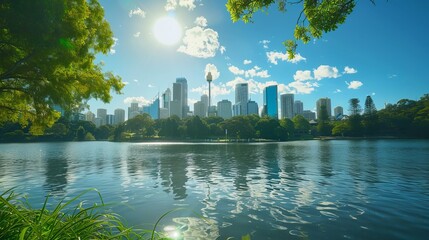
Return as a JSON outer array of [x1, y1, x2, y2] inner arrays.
[[171, 82, 183, 118], [128, 102, 140, 120], [114, 108, 125, 125], [176, 77, 188, 118], [97, 108, 107, 125], [194, 101, 206, 118], [280, 94, 294, 119], [247, 100, 259, 115], [162, 88, 171, 116], [302, 110, 316, 121], [263, 85, 278, 118], [217, 100, 232, 119], [235, 83, 248, 116], [85, 111, 95, 123], [334, 106, 344, 120], [201, 94, 209, 117], [316, 97, 332, 119], [294, 100, 303, 117]]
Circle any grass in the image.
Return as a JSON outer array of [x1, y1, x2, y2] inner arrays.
[[0, 188, 164, 240]]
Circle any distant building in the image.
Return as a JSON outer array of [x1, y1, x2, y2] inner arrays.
[[247, 100, 259, 116], [114, 108, 125, 125], [316, 98, 332, 119], [208, 106, 217, 117], [172, 82, 183, 118], [194, 101, 206, 118], [280, 94, 294, 119], [201, 94, 209, 117], [217, 100, 232, 119], [235, 83, 248, 116], [302, 110, 316, 121], [334, 106, 344, 120], [97, 108, 107, 125], [176, 78, 188, 118], [85, 111, 95, 123], [294, 100, 303, 117], [128, 102, 140, 120], [94, 117, 103, 128], [162, 88, 171, 118], [263, 85, 278, 118], [159, 108, 169, 119], [106, 114, 114, 125]]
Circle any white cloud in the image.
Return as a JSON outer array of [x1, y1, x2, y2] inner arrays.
[[124, 97, 150, 105], [259, 40, 270, 49], [129, 8, 146, 18], [228, 65, 270, 78], [293, 70, 313, 81], [243, 59, 252, 65], [266, 51, 306, 65], [313, 65, 340, 80], [288, 81, 318, 94], [334, 89, 342, 93], [110, 37, 118, 54], [191, 83, 231, 97], [205, 63, 220, 80], [228, 66, 245, 75], [388, 74, 398, 79], [122, 81, 129, 85], [133, 32, 141, 38], [177, 22, 220, 58], [344, 66, 357, 74], [346, 80, 363, 89], [165, 0, 196, 11], [148, 84, 155, 88], [133, 79, 138, 82], [220, 46, 226, 54], [194, 16, 207, 27], [372, 92, 376, 96]]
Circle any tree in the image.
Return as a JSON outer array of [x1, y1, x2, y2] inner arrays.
[[0, 0, 123, 134], [349, 98, 362, 116], [317, 105, 332, 136], [76, 126, 86, 141], [292, 115, 310, 135], [185, 116, 209, 139], [364, 95, 377, 115], [279, 118, 295, 139], [124, 114, 155, 138], [227, 0, 360, 58], [255, 117, 280, 139]]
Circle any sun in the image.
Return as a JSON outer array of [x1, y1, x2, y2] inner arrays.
[[153, 16, 182, 46]]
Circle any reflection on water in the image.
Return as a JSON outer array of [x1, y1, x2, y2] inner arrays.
[[1, 140, 429, 239]]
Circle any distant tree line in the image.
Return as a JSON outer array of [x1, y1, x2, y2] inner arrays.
[[1, 94, 428, 142]]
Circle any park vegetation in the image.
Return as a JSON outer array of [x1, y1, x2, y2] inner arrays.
[[1, 94, 428, 142]]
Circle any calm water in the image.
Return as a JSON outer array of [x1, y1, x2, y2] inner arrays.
[[1, 140, 428, 239]]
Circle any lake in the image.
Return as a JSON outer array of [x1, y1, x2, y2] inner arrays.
[[1, 140, 428, 239]]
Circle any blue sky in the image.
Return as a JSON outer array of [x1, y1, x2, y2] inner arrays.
[[90, 0, 429, 117]]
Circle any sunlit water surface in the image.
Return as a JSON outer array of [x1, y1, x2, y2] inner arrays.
[[1, 140, 428, 239]]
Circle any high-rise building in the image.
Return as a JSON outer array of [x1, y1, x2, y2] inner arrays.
[[235, 83, 248, 116], [162, 88, 171, 118], [85, 111, 95, 123], [114, 108, 125, 125], [247, 100, 259, 116], [176, 78, 188, 118], [149, 97, 160, 120], [316, 97, 332, 119], [280, 94, 294, 119], [208, 106, 217, 117], [97, 108, 107, 125], [194, 101, 206, 118], [159, 108, 169, 119], [302, 110, 316, 121], [128, 102, 140, 120], [217, 100, 232, 119], [172, 82, 183, 118], [263, 85, 278, 118], [201, 94, 209, 117], [334, 106, 344, 120], [106, 114, 114, 125], [294, 100, 303, 117]]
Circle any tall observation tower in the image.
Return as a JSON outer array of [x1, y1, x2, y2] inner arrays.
[[206, 72, 213, 109]]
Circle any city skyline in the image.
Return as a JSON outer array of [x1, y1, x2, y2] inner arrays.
[[88, 1, 429, 117]]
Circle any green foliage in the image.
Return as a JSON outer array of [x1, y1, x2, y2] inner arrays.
[[124, 114, 155, 139], [186, 116, 210, 139], [0, 0, 124, 134], [226, 0, 357, 58], [293, 115, 310, 134], [349, 98, 362, 116], [76, 126, 86, 141], [0, 189, 146, 239], [255, 117, 280, 139]]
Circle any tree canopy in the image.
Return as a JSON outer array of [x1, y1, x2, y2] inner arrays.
[[226, 0, 372, 58], [0, 0, 123, 134]]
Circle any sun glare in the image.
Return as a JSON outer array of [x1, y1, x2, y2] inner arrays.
[[153, 16, 182, 46]]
